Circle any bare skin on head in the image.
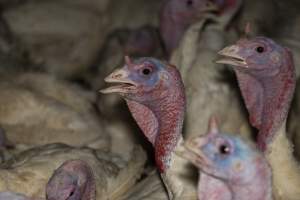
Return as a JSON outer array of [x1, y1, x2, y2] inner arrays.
[[101, 57, 193, 199], [217, 37, 295, 150], [217, 37, 300, 199], [179, 116, 272, 200], [159, 0, 219, 55], [46, 160, 96, 200], [101, 56, 185, 172]]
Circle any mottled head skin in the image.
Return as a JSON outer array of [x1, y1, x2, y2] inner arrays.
[[46, 160, 96, 200], [123, 26, 160, 57], [160, 0, 219, 55], [180, 117, 272, 200], [217, 37, 296, 151], [101, 57, 185, 172]]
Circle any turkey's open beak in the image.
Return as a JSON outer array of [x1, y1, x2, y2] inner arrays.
[[216, 45, 248, 68], [100, 68, 137, 94], [176, 137, 212, 169]]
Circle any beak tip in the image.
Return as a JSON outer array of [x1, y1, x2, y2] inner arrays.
[[217, 49, 225, 55], [103, 76, 111, 83], [99, 89, 108, 94]]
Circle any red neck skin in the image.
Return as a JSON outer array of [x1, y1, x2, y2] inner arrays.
[[126, 68, 186, 173], [235, 50, 295, 151]]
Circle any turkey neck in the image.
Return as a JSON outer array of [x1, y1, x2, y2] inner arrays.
[[152, 90, 185, 173], [234, 50, 295, 150], [266, 120, 300, 199], [125, 66, 186, 173], [231, 157, 272, 200]]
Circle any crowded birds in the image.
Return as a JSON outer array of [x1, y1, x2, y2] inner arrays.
[[217, 36, 300, 199], [0, 143, 145, 200], [101, 57, 196, 199], [169, 0, 250, 144], [179, 116, 272, 200]]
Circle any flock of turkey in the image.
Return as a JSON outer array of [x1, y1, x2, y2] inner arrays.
[[0, 0, 299, 199]]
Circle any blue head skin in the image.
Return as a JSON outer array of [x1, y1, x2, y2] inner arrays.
[[181, 117, 271, 186], [101, 56, 179, 103]]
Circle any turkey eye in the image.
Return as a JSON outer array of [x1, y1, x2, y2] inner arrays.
[[69, 190, 75, 197], [256, 46, 264, 53], [219, 144, 230, 155], [186, 0, 193, 6], [142, 68, 152, 75]]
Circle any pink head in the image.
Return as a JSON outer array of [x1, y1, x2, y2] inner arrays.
[[179, 117, 272, 199], [101, 57, 185, 172], [217, 37, 296, 150], [159, 0, 219, 54], [46, 160, 95, 200]]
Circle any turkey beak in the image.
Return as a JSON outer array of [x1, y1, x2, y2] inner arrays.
[[176, 136, 212, 168], [216, 45, 248, 68], [100, 68, 137, 94]]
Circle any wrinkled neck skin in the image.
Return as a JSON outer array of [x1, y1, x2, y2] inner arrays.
[[126, 70, 186, 173], [199, 158, 272, 200], [149, 93, 185, 172], [235, 51, 295, 150]]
